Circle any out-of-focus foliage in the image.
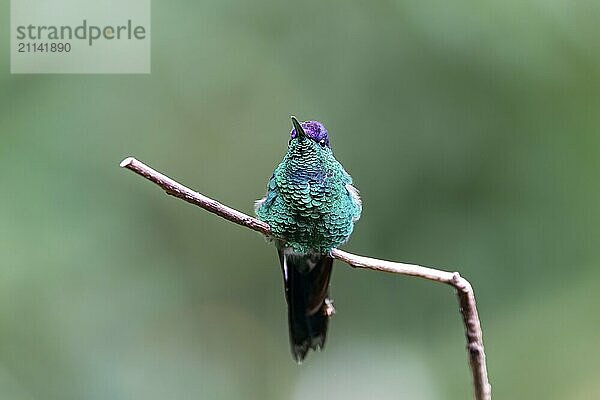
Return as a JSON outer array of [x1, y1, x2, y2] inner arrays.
[[2, 1, 600, 399]]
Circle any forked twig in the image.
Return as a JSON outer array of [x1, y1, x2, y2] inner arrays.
[[119, 156, 492, 400]]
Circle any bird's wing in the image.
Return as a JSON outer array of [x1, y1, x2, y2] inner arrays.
[[254, 174, 279, 212], [341, 167, 362, 221], [345, 183, 362, 222]]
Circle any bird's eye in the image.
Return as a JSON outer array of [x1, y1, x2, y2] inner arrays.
[[319, 139, 326, 147]]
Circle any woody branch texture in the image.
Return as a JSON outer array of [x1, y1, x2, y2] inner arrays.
[[119, 156, 492, 400]]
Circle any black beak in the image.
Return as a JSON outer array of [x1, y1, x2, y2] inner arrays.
[[291, 116, 306, 139]]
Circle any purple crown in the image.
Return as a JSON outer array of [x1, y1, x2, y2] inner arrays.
[[290, 120, 330, 148]]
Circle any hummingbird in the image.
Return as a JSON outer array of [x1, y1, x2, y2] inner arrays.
[[255, 116, 362, 362]]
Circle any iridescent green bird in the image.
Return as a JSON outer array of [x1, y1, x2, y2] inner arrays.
[[255, 116, 362, 362]]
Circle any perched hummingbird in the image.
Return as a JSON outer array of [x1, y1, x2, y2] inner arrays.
[[255, 116, 362, 362]]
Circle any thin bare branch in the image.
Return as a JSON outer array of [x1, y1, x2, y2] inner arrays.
[[120, 156, 492, 400]]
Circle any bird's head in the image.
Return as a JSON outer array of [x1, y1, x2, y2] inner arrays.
[[288, 116, 331, 158]]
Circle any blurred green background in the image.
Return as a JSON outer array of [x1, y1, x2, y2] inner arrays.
[[2, 1, 600, 399]]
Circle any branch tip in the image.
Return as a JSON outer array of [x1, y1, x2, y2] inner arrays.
[[119, 157, 136, 168]]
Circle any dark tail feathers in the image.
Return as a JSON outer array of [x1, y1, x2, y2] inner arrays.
[[278, 250, 334, 362]]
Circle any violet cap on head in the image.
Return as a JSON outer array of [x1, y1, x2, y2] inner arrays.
[[290, 116, 330, 148]]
